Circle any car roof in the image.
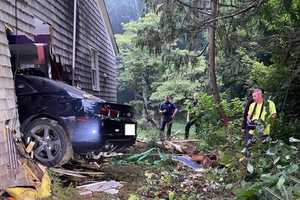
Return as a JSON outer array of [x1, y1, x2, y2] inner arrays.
[[16, 75, 105, 101]]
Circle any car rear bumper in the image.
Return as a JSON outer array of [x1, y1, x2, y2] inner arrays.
[[64, 115, 136, 153]]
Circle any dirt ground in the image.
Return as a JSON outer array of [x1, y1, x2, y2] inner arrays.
[[49, 141, 234, 200]]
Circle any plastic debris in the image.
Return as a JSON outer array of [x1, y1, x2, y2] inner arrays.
[[172, 155, 203, 171], [76, 180, 123, 195]]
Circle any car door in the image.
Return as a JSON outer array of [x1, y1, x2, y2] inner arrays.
[[15, 77, 37, 123]]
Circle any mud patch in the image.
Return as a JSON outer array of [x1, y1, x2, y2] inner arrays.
[[101, 163, 146, 199]]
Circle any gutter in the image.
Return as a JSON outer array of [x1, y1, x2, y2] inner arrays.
[[72, 0, 78, 86]]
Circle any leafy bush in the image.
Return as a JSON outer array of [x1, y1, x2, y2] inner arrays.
[[234, 141, 300, 200], [189, 93, 243, 148]]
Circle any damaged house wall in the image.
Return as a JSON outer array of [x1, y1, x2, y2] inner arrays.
[[30, 0, 118, 102], [0, 0, 35, 188]]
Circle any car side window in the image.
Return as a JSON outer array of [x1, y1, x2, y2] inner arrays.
[[15, 79, 35, 95]]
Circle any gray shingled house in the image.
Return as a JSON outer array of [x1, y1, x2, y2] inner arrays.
[[0, 0, 118, 189]]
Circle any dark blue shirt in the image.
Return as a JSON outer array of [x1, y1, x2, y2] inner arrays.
[[160, 101, 176, 121]]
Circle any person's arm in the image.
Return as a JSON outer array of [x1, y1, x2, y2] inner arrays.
[[186, 111, 190, 122], [269, 101, 277, 118], [172, 108, 178, 119], [159, 104, 165, 113], [247, 103, 254, 122], [171, 104, 177, 119]]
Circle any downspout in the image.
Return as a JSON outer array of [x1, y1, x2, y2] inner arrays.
[[72, 0, 77, 86]]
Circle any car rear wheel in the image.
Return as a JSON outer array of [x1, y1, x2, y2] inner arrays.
[[24, 118, 72, 167]]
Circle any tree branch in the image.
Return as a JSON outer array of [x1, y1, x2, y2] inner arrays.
[[200, 0, 265, 26], [219, 3, 239, 8], [175, 0, 212, 16], [196, 42, 209, 57]]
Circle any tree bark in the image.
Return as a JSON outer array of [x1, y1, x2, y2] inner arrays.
[[208, 0, 228, 125], [141, 76, 159, 129]]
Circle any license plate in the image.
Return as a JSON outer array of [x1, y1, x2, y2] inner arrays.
[[125, 124, 135, 136]]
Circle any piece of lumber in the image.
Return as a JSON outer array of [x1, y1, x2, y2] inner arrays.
[[50, 168, 104, 176]]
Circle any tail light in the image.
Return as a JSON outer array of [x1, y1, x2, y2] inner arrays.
[[100, 107, 109, 116], [99, 106, 119, 118]]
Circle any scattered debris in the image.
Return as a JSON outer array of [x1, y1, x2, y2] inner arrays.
[[50, 167, 104, 177], [76, 180, 123, 195], [25, 141, 35, 154], [126, 147, 167, 162], [172, 155, 203, 171], [49, 168, 87, 178], [5, 171, 51, 200], [19, 159, 45, 184]]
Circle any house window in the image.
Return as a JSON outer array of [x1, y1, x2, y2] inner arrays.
[[90, 48, 100, 91]]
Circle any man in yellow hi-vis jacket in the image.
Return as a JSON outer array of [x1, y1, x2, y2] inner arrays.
[[245, 88, 277, 146]]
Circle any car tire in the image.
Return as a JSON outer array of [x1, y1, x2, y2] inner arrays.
[[24, 118, 73, 167]]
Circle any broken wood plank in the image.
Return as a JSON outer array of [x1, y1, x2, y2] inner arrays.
[[50, 168, 104, 177], [49, 168, 87, 178], [19, 159, 45, 182], [25, 141, 35, 154]]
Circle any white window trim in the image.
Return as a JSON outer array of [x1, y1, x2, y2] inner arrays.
[[90, 48, 100, 91]]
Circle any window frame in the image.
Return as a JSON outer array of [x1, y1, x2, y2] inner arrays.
[[90, 48, 100, 91]]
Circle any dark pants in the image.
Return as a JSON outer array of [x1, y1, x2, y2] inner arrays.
[[160, 119, 172, 141], [243, 129, 270, 147], [243, 129, 255, 147], [185, 120, 195, 139]]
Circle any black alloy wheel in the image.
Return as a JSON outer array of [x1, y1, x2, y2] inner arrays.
[[24, 118, 72, 166]]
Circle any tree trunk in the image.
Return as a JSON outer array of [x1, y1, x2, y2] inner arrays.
[[141, 76, 159, 129], [208, 0, 228, 125]]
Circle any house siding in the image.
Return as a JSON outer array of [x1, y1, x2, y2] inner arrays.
[[0, 0, 34, 188]]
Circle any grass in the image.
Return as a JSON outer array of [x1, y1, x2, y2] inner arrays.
[[137, 120, 197, 141]]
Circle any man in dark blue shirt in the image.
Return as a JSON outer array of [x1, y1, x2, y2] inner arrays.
[[159, 96, 178, 141]]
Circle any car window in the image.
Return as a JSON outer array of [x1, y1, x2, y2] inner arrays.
[[15, 79, 35, 95]]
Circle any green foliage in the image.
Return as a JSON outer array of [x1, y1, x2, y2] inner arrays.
[[250, 62, 290, 93], [188, 92, 243, 149], [234, 141, 300, 200], [128, 194, 140, 200], [150, 79, 198, 104], [49, 172, 79, 200], [116, 12, 163, 96]]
